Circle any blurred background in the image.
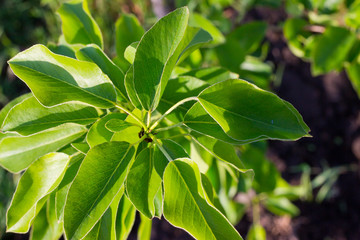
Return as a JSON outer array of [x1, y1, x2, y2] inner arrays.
[[1, 0, 360, 239]]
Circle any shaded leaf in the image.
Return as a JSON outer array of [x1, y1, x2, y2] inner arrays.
[[115, 195, 136, 240]]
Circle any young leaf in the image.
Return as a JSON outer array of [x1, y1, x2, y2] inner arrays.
[[2, 96, 100, 135], [0, 123, 86, 173], [7, 152, 70, 233], [197, 79, 310, 141], [163, 158, 243, 240], [133, 7, 189, 111], [126, 147, 162, 219], [64, 141, 135, 240], [76, 44, 128, 101], [247, 224, 266, 240], [105, 119, 134, 132], [8, 44, 117, 108], [311, 26, 356, 75], [115, 195, 136, 240], [86, 112, 127, 147], [57, 0, 103, 48], [264, 197, 299, 217]]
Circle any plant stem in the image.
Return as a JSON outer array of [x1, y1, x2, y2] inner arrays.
[[146, 111, 151, 128], [154, 122, 184, 133], [149, 97, 198, 132], [115, 104, 147, 130]]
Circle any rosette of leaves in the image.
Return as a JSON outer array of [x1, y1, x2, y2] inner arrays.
[[0, 1, 310, 239]]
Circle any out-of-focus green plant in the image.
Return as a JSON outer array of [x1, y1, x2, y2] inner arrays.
[[284, 0, 360, 97]]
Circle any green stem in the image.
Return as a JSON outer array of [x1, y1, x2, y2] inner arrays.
[[115, 104, 147, 130], [149, 97, 198, 132], [154, 122, 184, 133], [146, 111, 151, 128]]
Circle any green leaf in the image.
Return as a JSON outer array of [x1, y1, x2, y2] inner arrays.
[[55, 154, 84, 222], [215, 38, 245, 73], [115, 14, 144, 61], [163, 159, 243, 240], [133, 7, 189, 111], [157, 76, 210, 122], [57, 0, 103, 48], [2, 96, 100, 135], [8, 44, 117, 108], [124, 65, 142, 109], [180, 67, 238, 85], [64, 141, 135, 240], [30, 200, 63, 240], [346, 61, 360, 98], [311, 26, 356, 75], [184, 102, 247, 145], [247, 224, 266, 240], [7, 152, 69, 233], [115, 195, 136, 240], [264, 197, 299, 217], [189, 13, 225, 45], [76, 44, 128, 101], [83, 189, 123, 240], [283, 18, 309, 58], [47, 43, 78, 59], [228, 21, 267, 55], [138, 214, 152, 240], [0, 93, 32, 126], [190, 131, 250, 173], [105, 119, 134, 132], [126, 147, 162, 218], [124, 42, 139, 64], [86, 112, 127, 147], [0, 123, 86, 173], [197, 79, 310, 141]]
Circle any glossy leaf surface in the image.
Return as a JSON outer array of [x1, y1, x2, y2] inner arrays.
[[8, 44, 116, 108], [64, 141, 135, 240], [197, 79, 310, 141], [7, 153, 69, 233], [133, 7, 189, 111], [0, 123, 86, 173], [57, 0, 103, 48], [163, 159, 243, 240], [2, 96, 99, 135]]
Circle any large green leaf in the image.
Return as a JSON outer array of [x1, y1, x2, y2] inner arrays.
[[163, 159, 243, 240], [64, 141, 135, 240], [197, 79, 310, 141], [133, 7, 189, 111], [184, 102, 247, 145], [57, 0, 103, 48], [8, 44, 116, 108], [86, 112, 127, 147], [311, 26, 356, 75], [115, 195, 136, 240], [0, 93, 32, 126], [76, 44, 128, 101], [0, 123, 86, 173], [115, 14, 144, 63], [2, 96, 100, 135], [7, 152, 69, 233], [126, 147, 162, 219]]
